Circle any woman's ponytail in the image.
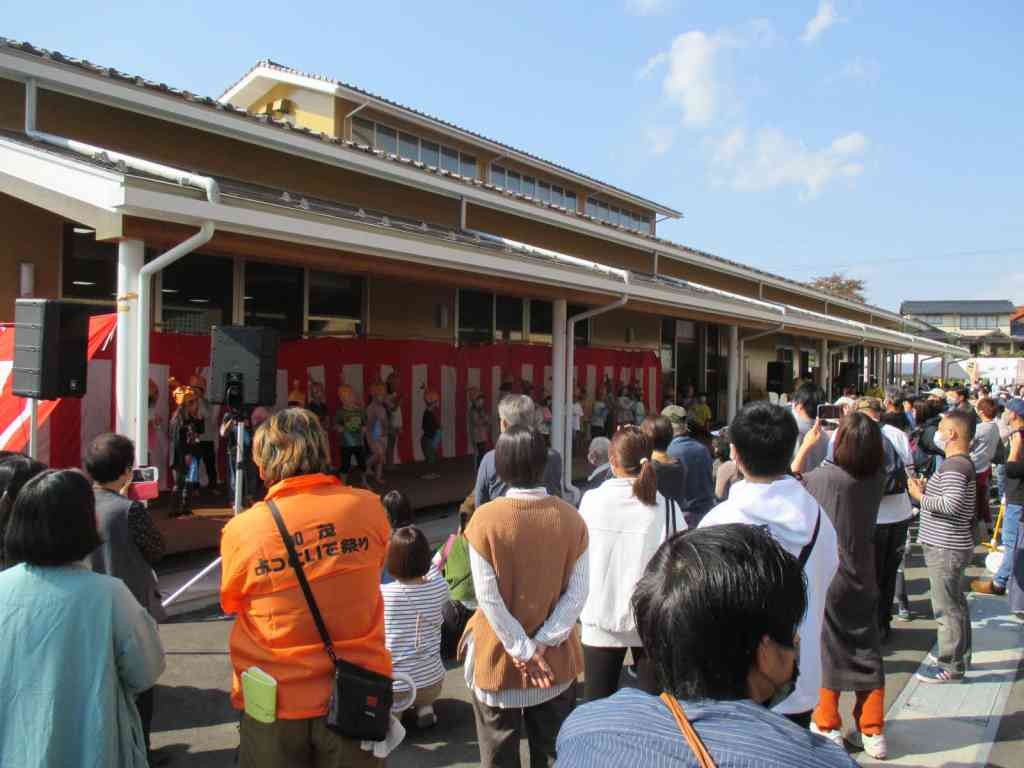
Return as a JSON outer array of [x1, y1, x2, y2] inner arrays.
[[634, 457, 658, 506], [609, 426, 658, 506]]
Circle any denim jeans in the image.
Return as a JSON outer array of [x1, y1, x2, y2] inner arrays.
[[994, 503, 1023, 588], [923, 543, 973, 674]]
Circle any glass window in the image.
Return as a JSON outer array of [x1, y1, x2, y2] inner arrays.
[[491, 164, 506, 188], [399, 132, 419, 161], [565, 190, 577, 212], [460, 154, 477, 179], [495, 295, 524, 342], [642, 215, 653, 233], [421, 140, 440, 167], [522, 175, 536, 198], [597, 201, 610, 221], [550, 185, 563, 208], [586, 197, 598, 217], [458, 289, 494, 345], [308, 271, 363, 336], [244, 261, 303, 335], [529, 299, 553, 344], [610, 207, 621, 227], [538, 181, 551, 204], [352, 117, 375, 147], [507, 171, 521, 194], [376, 125, 398, 155], [160, 252, 234, 334], [441, 146, 460, 173], [62, 225, 116, 303]]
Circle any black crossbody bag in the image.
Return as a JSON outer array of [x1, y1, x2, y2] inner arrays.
[[267, 499, 393, 741]]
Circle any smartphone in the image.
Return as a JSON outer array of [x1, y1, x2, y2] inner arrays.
[[131, 466, 159, 484], [817, 404, 844, 421]]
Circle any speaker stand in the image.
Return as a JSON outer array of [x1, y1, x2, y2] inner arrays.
[[27, 398, 39, 460]]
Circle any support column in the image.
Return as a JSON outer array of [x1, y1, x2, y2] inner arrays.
[[116, 240, 145, 440], [551, 299, 567, 471], [726, 325, 739, 423], [913, 353, 921, 391], [941, 356, 949, 383], [816, 339, 829, 393]]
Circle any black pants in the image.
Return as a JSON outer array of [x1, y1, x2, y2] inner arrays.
[[875, 517, 912, 632], [582, 644, 645, 703], [197, 440, 217, 487], [137, 687, 155, 751], [471, 681, 576, 768], [339, 446, 367, 473]]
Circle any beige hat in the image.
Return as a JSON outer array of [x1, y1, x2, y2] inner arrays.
[[661, 404, 687, 424]]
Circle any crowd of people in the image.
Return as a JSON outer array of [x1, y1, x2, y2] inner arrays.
[[1, 371, 1022, 767]]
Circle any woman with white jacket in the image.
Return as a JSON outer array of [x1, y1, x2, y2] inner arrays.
[[578, 425, 686, 702]]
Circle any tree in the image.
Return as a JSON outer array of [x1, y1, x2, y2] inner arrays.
[[809, 273, 866, 303]]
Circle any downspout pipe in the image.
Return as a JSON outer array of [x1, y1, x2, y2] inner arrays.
[[563, 273, 631, 499], [24, 78, 220, 465]]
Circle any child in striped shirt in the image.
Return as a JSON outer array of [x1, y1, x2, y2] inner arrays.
[[381, 526, 450, 728]]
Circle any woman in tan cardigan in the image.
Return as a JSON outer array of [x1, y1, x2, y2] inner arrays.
[[462, 426, 589, 768]]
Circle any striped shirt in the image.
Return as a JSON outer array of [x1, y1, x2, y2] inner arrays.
[[380, 563, 449, 692], [918, 454, 977, 551], [557, 687, 857, 768]]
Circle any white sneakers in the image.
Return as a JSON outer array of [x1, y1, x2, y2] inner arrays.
[[810, 723, 888, 760], [847, 730, 889, 760]]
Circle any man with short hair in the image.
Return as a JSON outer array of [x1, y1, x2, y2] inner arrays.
[[699, 402, 839, 727], [581, 436, 612, 495], [908, 410, 977, 683], [903, 395, 918, 431], [556, 525, 856, 767], [662, 405, 715, 527], [474, 394, 563, 505], [791, 383, 828, 472]]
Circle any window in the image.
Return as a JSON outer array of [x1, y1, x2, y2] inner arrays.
[[495, 295, 524, 342], [585, 198, 598, 218], [421, 139, 440, 167], [565, 190, 577, 212], [610, 207, 621, 227], [160, 252, 233, 334], [960, 314, 999, 330], [460, 154, 477, 179], [376, 125, 397, 156], [551, 185, 564, 208], [522, 175, 536, 198], [537, 181, 551, 204], [597, 200, 610, 222], [62, 225, 116, 303], [244, 261, 303, 335], [491, 164, 506, 188], [507, 171, 521, 194], [458, 289, 494, 345], [441, 146, 460, 173], [352, 117, 375, 147], [399, 132, 419, 161], [308, 271, 363, 336], [586, 197, 654, 233], [529, 299, 553, 344]]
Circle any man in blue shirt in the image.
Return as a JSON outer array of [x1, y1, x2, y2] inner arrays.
[[662, 405, 715, 527], [557, 525, 857, 768]]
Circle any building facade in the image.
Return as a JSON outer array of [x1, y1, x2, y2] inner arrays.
[[900, 300, 1021, 357], [0, 38, 964, 474]]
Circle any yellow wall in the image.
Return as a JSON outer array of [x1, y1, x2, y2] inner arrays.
[[368, 276, 454, 341], [590, 309, 660, 351], [248, 83, 336, 137], [0, 194, 63, 320]]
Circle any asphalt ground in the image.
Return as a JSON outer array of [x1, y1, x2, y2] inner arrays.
[[149, 538, 1023, 767]]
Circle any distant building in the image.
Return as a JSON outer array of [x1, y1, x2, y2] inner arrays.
[[900, 300, 1021, 357]]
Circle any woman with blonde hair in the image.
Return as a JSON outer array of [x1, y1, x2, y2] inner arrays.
[[220, 407, 392, 767]]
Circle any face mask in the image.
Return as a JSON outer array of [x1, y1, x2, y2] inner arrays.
[[947, 398, 959, 408], [935, 430, 948, 451], [764, 642, 800, 710]]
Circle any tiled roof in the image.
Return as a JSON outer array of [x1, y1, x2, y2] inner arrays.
[[900, 300, 1016, 315], [0, 36, 905, 323], [222, 59, 681, 217]]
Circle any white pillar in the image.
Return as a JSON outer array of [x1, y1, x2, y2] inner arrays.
[[913, 353, 921, 391], [817, 339, 829, 392], [726, 325, 739, 423], [116, 240, 145, 440], [551, 299, 567, 471]]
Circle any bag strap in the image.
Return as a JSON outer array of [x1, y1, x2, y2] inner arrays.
[[438, 533, 457, 571], [267, 499, 337, 664], [660, 693, 717, 768], [798, 509, 822, 568], [664, 496, 678, 540]]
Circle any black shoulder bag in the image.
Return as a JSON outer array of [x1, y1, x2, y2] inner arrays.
[[664, 496, 680, 541], [267, 499, 393, 742]]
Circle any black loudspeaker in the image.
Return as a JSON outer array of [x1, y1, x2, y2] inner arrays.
[[13, 299, 89, 400], [209, 326, 280, 406], [766, 361, 790, 394], [839, 362, 860, 389]]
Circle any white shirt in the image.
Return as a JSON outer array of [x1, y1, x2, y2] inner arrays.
[[572, 402, 584, 432], [578, 478, 684, 647], [699, 477, 839, 716]]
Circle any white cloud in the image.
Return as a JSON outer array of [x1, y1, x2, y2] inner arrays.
[[836, 56, 881, 83], [645, 125, 676, 155], [801, 1, 845, 43], [626, 0, 673, 16], [709, 127, 868, 199], [662, 30, 731, 125], [636, 51, 668, 80]]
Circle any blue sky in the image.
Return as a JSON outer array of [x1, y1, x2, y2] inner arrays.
[[5, 1, 1022, 311]]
